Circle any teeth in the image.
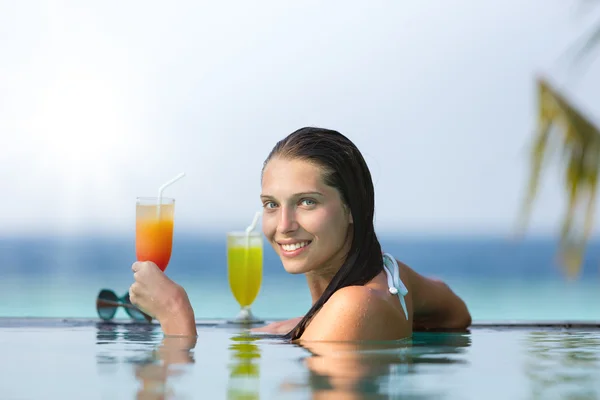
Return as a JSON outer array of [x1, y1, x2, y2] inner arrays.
[[281, 241, 309, 251]]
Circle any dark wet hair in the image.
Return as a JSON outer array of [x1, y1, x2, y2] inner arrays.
[[262, 127, 383, 340]]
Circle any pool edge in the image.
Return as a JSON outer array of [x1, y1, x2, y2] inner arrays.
[[0, 317, 599, 329]]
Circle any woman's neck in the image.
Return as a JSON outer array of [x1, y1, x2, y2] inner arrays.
[[304, 246, 351, 305], [305, 228, 354, 305], [305, 266, 339, 305]]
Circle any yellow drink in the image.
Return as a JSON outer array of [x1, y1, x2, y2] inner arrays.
[[227, 232, 263, 308]]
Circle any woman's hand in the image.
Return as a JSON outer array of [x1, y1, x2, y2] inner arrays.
[[129, 261, 197, 336]]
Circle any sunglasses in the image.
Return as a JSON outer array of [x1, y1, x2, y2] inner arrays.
[[96, 289, 152, 323]]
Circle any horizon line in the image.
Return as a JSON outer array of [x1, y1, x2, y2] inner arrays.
[[1, 229, 599, 242]]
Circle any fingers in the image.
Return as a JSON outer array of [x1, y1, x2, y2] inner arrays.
[[129, 282, 149, 312], [132, 262, 143, 282], [132, 261, 159, 273], [132, 261, 149, 273], [130, 261, 161, 305], [129, 282, 139, 305], [132, 261, 141, 273], [129, 285, 135, 305], [129, 260, 168, 319]]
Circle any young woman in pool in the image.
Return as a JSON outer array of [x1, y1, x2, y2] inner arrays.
[[128, 127, 472, 341]]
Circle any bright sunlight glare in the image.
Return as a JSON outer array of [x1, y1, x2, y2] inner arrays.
[[25, 66, 140, 231]]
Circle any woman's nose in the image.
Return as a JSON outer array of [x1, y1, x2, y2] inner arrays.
[[277, 207, 298, 234]]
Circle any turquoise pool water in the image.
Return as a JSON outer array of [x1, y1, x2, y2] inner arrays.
[[3, 235, 600, 322], [2, 319, 599, 399], [3, 236, 600, 398]]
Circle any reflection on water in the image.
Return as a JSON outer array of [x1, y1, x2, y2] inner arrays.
[[86, 322, 600, 400], [133, 335, 196, 400], [96, 322, 161, 366], [96, 322, 120, 344], [96, 322, 160, 345], [227, 331, 262, 399], [524, 330, 600, 400], [283, 332, 472, 399], [95, 322, 196, 399]]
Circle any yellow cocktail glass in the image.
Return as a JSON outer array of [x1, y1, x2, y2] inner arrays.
[[227, 231, 263, 322]]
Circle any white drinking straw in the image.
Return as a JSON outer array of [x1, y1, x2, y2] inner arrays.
[[156, 172, 186, 219], [245, 210, 262, 235], [243, 210, 262, 279]]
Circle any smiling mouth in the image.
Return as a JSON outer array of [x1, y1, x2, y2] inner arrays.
[[279, 241, 312, 252]]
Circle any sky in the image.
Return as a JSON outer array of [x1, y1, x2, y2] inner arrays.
[[2, 0, 600, 237]]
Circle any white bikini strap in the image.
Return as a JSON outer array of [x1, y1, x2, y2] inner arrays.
[[382, 252, 409, 320]]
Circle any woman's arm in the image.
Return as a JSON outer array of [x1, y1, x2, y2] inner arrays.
[[156, 286, 197, 336], [400, 261, 472, 330], [251, 317, 303, 335]]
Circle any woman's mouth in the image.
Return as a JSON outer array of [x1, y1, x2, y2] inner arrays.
[[279, 241, 312, 257]]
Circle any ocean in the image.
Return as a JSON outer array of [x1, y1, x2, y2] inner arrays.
[[1, 234, 599, 321]]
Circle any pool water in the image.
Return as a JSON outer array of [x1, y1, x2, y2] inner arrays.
[[2, 319, 599, 399]]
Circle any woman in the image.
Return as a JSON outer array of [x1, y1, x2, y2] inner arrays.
[[129, 127, 472, 340]]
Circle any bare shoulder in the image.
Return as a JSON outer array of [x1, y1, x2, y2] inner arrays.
[[300, 285, 410, 342]]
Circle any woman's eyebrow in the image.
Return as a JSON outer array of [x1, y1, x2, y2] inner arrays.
[[294, 191, 324, 197], [260, 191, 324, 200]]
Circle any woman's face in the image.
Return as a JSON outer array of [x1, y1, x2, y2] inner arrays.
[[261, 157, 353, 275]]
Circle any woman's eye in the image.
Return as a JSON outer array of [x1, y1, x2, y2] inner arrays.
[[300, 199, 316, 207], [263, 201, 277, 209]]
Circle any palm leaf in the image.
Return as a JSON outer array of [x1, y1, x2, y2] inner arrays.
[[519, 77, 600, 278]]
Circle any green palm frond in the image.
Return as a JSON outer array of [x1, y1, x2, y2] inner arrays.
[[518, 77, 600, 278], [518, 4, 600, 278]]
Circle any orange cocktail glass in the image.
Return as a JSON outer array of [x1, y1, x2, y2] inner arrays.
[[136, 197, 175, 272]]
